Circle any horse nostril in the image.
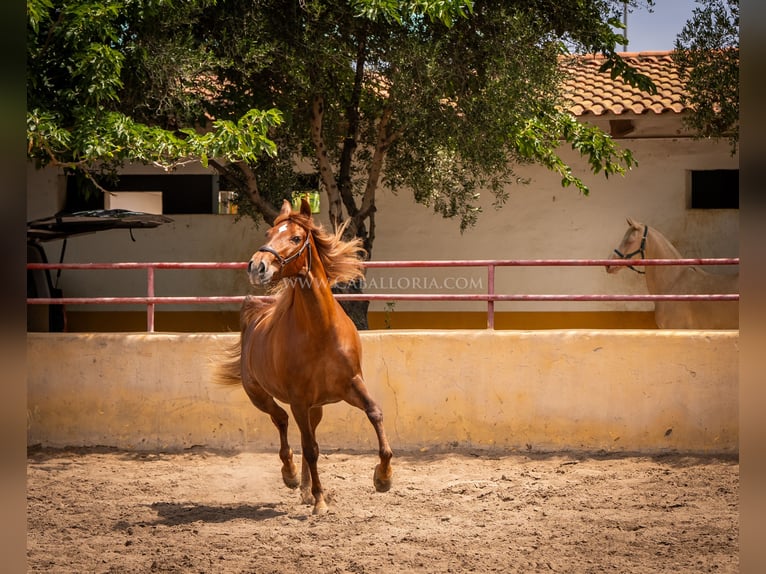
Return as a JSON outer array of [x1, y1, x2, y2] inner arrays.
[[247, 260, 254, 274], [258, 261, 266, 274]]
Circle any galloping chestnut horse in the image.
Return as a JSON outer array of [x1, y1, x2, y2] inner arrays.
[[218, 199, 393, 514]]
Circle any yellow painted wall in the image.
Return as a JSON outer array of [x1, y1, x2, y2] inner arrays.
[[27, 330, 738, 453], [61, 309, 658, 332]]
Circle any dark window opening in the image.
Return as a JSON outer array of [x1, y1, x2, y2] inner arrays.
[[66, 174, 216, 214], [295, 173, 319, 191], [689, 169, 739, 209]]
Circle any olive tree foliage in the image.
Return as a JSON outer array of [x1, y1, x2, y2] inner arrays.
[[26, 0, 283, 191], [27, 0, 656, 242], [200, 0, 656, 245], [672, 0, 738, 153]]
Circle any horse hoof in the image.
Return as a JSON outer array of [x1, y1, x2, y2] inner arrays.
[[373, 464, 392, 492], [312, 500, 329, 515], [282, 469, 300, 489], [300, 488, 315, 506]]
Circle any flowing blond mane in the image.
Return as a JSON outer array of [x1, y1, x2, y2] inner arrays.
[[273, 211, 366, 287], [233, 213, 366, 333]]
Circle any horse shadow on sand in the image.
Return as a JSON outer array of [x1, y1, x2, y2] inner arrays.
[[120, 501, 289, 528]]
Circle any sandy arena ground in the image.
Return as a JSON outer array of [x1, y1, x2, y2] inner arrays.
[[27, 446, 738, 573]]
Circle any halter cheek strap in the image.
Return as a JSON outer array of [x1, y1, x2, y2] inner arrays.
[[257, 232, 312, 274], [613, 225, 648, 274]]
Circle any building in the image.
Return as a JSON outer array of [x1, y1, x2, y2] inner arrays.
[[26, 51, 738, 331]]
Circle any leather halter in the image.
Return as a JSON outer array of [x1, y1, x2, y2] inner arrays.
[[257, 224, 312, 274], [613, 225, 648, 274]]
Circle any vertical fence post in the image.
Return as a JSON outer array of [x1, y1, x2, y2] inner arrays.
[[487, 263, 495, 329], [147, 266, 155, 333]]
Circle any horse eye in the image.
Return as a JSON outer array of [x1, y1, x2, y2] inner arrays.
[[291, 235, 301, 244]]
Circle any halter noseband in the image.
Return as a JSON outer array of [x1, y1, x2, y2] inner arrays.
[[613, 225, 648, 274], [257, 224, 312, 274]]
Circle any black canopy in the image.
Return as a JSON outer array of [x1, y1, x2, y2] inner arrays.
[[27, 209, 173, 242]]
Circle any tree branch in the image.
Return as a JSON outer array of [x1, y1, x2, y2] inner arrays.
[[355, 106, 400, 225], [209, 158, 278, 224], [338, 30, 368, 221], [310, 94, 344, 228]]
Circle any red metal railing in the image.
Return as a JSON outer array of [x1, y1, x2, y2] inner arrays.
[[27, 258, 740, 331]]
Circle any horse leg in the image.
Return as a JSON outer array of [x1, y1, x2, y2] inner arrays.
[[346, 374, 393, 493], [241, 383, 299, 489], [298, 406, 323, 506], [291, 404, 328, 515]]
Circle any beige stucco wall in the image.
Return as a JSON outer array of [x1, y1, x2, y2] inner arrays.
[[26, 135, 738, 320], [27, 330, 738, 453]]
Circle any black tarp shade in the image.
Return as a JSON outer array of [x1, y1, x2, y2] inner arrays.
[[27, 209, 174, 242]]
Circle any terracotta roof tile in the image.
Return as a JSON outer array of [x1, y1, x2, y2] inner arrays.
[[561, 51, 690, 117]]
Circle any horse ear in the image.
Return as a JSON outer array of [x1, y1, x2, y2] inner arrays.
[[279, 199, 292, 218], [299, 197, 312, 218], [626, 217, 639, 228]]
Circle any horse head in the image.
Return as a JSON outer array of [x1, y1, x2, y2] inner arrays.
[[606, 217, 647, 274], [248, 199, 313, 286]]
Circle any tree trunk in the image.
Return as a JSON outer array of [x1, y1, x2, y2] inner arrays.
[[332, 279, 369, 330]]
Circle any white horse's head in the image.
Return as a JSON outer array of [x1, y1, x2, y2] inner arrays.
[[606, 218, 646, 274]]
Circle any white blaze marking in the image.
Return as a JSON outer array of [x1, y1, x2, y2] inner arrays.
[[278, 224, 288, 233]]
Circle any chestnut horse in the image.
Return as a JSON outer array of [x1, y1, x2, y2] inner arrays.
[[606, 217, 738, 329], [217, 199, 392, 514]]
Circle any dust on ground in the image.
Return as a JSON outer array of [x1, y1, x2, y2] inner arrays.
[[27, 446, 738, 573]]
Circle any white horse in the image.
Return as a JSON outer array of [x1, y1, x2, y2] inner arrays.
[[606, 218, 738, 329]]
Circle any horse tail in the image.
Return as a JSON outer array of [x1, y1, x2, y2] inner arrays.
[[213, 336, 243, 387], [213, 296, 272, 387]]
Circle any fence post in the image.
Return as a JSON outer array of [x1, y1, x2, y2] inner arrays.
[[147, 266, 155, 333], [487, 263, 495, 329]]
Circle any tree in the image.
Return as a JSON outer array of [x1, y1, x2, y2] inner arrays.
[[27, 0, 657, 326], [199, 1, 655, 241], [27, 0, 654, 224], [672, 0, 739, 153], [26, 0, 282, 188]]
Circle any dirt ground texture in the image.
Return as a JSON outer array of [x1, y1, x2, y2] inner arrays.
[[27, 446, 738, 573]]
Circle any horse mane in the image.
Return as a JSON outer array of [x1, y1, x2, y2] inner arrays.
[[214, 295, 272, 387], [241, 211, 367, 338], [272, 212, 367, 287], [239, 295, 273, 330], [647, 225, 684, 260]]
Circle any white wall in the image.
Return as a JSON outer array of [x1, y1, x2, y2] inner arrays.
[[26, 136, 738, 315], [367, 137, 738, 313]]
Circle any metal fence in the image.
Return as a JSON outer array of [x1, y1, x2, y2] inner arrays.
[[27, 258, 740, 331]]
